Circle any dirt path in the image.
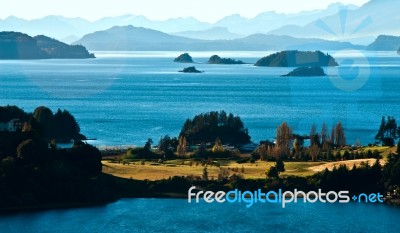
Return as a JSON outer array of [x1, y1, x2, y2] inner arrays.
[[308, 159, 384, 172]]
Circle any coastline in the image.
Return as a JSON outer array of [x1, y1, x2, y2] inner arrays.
[[2, 171, 399, 215]]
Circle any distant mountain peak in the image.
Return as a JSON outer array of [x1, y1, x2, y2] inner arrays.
[[75, 25, 363, 51]]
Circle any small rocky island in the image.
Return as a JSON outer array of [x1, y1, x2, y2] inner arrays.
[[208, 55, 245, 64], [179, 66, 203, 73], [283, 66, 326, 77], [397, 47, 400, 55], [174, 53, 194, 63], [255, 50, 338, 67], [0, 31, 95, 59]]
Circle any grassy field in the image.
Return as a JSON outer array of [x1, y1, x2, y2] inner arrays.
[[102, 146, 395, 181], [102, 158, 381, 180]]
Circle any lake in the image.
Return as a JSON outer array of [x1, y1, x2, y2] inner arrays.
[[1, 198, 399, 232], [1, 51, 400, 147]]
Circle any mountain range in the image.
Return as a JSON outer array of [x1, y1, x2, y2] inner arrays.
[[75, 25, 363, 51], [268, 0, 400, 45], [2, 1, 397, 45]]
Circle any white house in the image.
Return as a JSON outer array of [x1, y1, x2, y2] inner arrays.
[[0, 119, 23, 132]]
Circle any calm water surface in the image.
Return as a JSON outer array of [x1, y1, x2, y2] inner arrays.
[[0, 198, 399, 233], [1, 51, 399, 146]]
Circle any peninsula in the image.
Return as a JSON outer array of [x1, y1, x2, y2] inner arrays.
[[0, 31, 95, 59]]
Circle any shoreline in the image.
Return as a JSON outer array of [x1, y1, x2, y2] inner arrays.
[[2, 171, 399, 215], [2, 192, 399, 215]]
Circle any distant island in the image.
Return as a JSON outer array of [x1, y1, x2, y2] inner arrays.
[[398, 47, 400, 55], [208, 55, 245, 64], [179, 66, 203, 73], [0, 31, 95, 59], [367, 35, 400, 51], [255, 50, 338, 67], [174, 53, 193, 63], [283, 66, 326, 77]]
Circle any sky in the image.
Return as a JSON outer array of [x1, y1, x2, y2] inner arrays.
[[1, 0, 370, 23]]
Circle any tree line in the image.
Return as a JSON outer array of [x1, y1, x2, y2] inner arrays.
[[0, 106, 105, 209], [124, 112, 400, 162]]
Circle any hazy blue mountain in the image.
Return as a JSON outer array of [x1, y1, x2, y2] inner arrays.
[[229, 34, 363, 51], [8, 1, 399, 46], [0, 15, 212, 42], [75, 26, 202, 51], [214, 3, 356, 35], [366, 35, 400, 51], [268, 0, 400, 45], [75, 26, 363, 51], [0, 31, 94, 59], [93, 15, 212, 33], [0, 3, 359, 43], [61, 35, 80, 44], [172, 27, 243, 40], [0, 15, 91, 42]]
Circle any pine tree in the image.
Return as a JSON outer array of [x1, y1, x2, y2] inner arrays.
[[177, 136, 187, 157]]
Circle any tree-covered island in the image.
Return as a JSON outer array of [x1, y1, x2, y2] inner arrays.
[[208, 55, 245, 64], [174, 53, 194, 63], [255, 50, 338, 67]]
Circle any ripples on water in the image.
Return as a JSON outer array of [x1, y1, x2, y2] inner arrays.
[[0, 51, 399, 146], [1, 199, 400, 233]]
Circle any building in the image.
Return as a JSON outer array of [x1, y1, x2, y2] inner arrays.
[[0, 119, 23, 132]]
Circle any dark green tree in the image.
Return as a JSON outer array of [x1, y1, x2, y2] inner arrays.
[[144, 138, 153, 152], [17, 139, 49, 165], [53, 109, 81, 141], [71, 141, 102, 176], [376, 116, 398, 146], [180, 111, 250, 146], [33, 106, 54, 139], [266, 166, 279, 179], [276, 159, 285, 174]]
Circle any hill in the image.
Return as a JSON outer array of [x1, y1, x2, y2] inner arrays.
[[34, 35, 95, 58], [366, 35, 400, 51], [0, 31, 94, 59], [75, 25, 201, 51], [75, 26, 363, 51], [283, 66, 326, 77], [268, 0, 400, 44], [255, 51, 338, 67], [208, 55, 245, 64], [172, 27, 243, 40], [174, 53, 193, 63]]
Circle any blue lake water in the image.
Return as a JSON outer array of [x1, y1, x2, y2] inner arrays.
[[1, 51, 400, 147], [1, 198, 400, 233]]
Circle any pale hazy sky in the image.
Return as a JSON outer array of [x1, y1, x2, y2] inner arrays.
[[1, 0, 370, 22]]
